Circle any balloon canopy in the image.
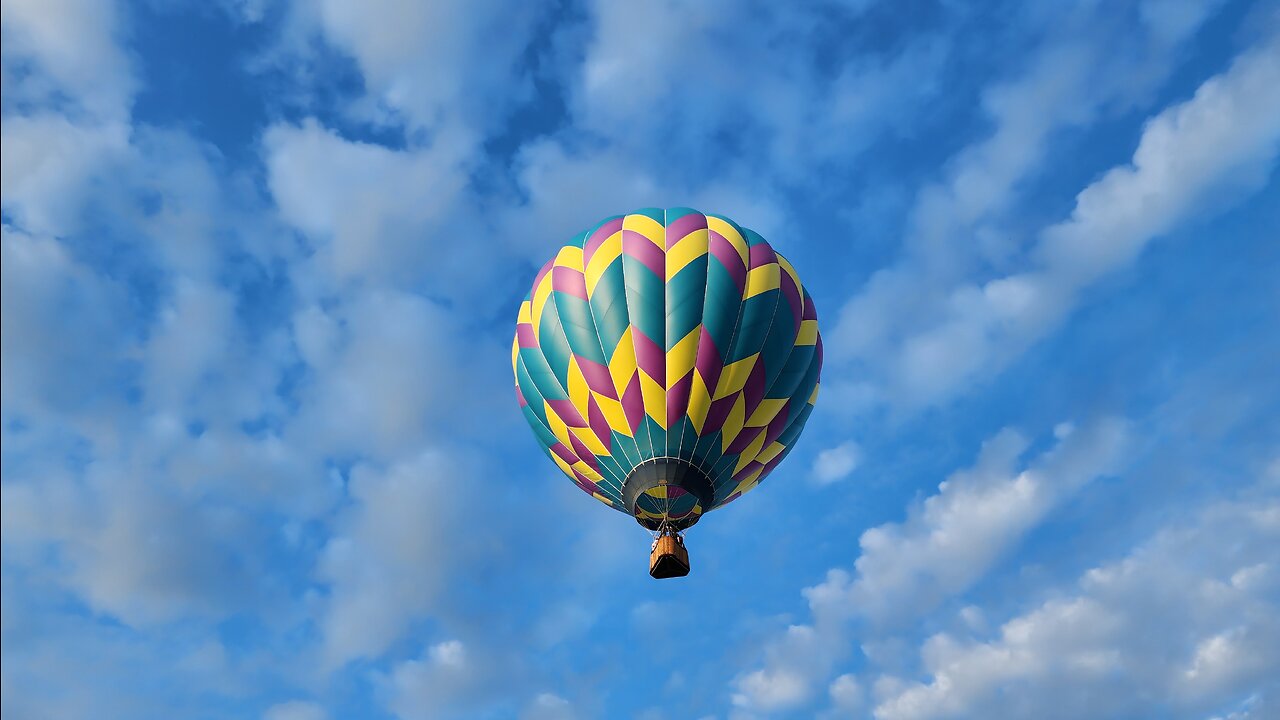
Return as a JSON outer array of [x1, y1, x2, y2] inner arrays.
[[512, 208, 822, 538]]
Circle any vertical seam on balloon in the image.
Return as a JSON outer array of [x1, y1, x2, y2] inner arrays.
[[622, 211, 661, 483], [686, 221, 770, 507], [661, 206, 672, 519], [537, 287, 629, 501], [683, 220, 749, 504], [706, 247, 786, 501], [758, 334, 822, 463], [671, 210, 710, 510], [577, 224, 646, 479], [730, 276, 819, 483], [514, 350, 625, 508]]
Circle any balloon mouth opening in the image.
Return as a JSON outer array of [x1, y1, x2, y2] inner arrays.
[[622, 457, 715, 531]]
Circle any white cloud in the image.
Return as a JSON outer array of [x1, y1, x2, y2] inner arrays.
[[158, 421, 332, 517], [1035, 29, 1280, 283], [578, 0, 717, 127], [0, 115, 130, 236], [734, 665, 810, 712], [303, 0, 539, 132], [532, 602, 598, 649], [488, 0, 945, 268], [1208, 693, 1273, 720], [813, 441, 863, 485], [522, 693, 576, 720], [263, 120, 480, 295], [429, 639, 465, 667], [826, 2, 1253, 411], [0, 226, 132, 418], [873, 494, 1280, 720], [0, 56, 327, 640], [0, 0, 136, 120], [825, 419, 1128, 625], [828, 674, 865, 716], [732, 419, 1128, 714], [285, 289, 489, 461], [143, 279, 238, 410], [382, 639, 512, 720], [264, 700, 328, 720], [317, 452, 474, 666], [890, 27, 1280, 407], [4, 123, 299, 425], [0, 584, 255, 718], [1, 457, 281, 627], [731, 623, 848, 714], [503, 139, 785, 261], [575, 0, 940, 180]]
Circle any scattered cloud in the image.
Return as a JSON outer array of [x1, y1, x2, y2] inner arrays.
[[295, 0, 541, 134], [873, 488, 1280, 720], [732, 419, 1129, 714], [318, 452, 476, 667], [521, 693, 577, 720], [0, 0, 136, 119], [826, 1, 1264, 411], [264, 700, 328, 720], [825, 420, 1128, 625], [813, 441, 863, 485]]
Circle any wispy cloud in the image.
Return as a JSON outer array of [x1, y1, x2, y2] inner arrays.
[[731, 418, 1128, 714], [824, 0, 1254, 412], [873, 479, 1280, 720]]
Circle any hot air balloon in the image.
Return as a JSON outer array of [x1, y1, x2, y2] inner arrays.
[[512, 208, 822, 578]]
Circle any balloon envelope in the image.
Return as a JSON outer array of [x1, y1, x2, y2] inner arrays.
[[512, 208, 822, 530]]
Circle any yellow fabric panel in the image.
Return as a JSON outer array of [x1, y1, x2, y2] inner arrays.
[[566, 356, 590, 411], [746, 397, 788, 427], [570, 425, 608, 457], [706, 216, 749, 267], [517, 300, 532, 324], [545, 402, 572, 447], [624, 212, 665, 248], [551, 452, 574, 478], [687, 371, 712, 434], [730, 469, 763, 498], [796, 319, 819, 346], [714, 353, 758, 400], [756, 440, 787, 465], [777, 254, 802, 294], [639, 372, 667, 429], [584, 230, 623, 295], [745, 262, 781, 299], [608, 326, 637, 389], [734, 431, 768, 473], [591, 492, 614, 506], [570, 460, 603, 482], [666, 325, 701, 388], [636, 507, 664, 521], [531, 272, 555, 335], [665, 228, 709, 280], [511, 336, 520, 374], [720, 394, 747, 451], [594, 392, 633, 437], [555, 244, 584, 271], [808, 382, 820, 405]]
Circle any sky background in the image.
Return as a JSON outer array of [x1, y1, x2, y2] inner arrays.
[[2, 0, 1279, 718]]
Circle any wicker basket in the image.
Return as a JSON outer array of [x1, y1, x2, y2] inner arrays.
[[649, 534, 691, 578]]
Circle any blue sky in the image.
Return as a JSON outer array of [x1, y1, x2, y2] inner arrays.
[[2, 0, 1278, 718]]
